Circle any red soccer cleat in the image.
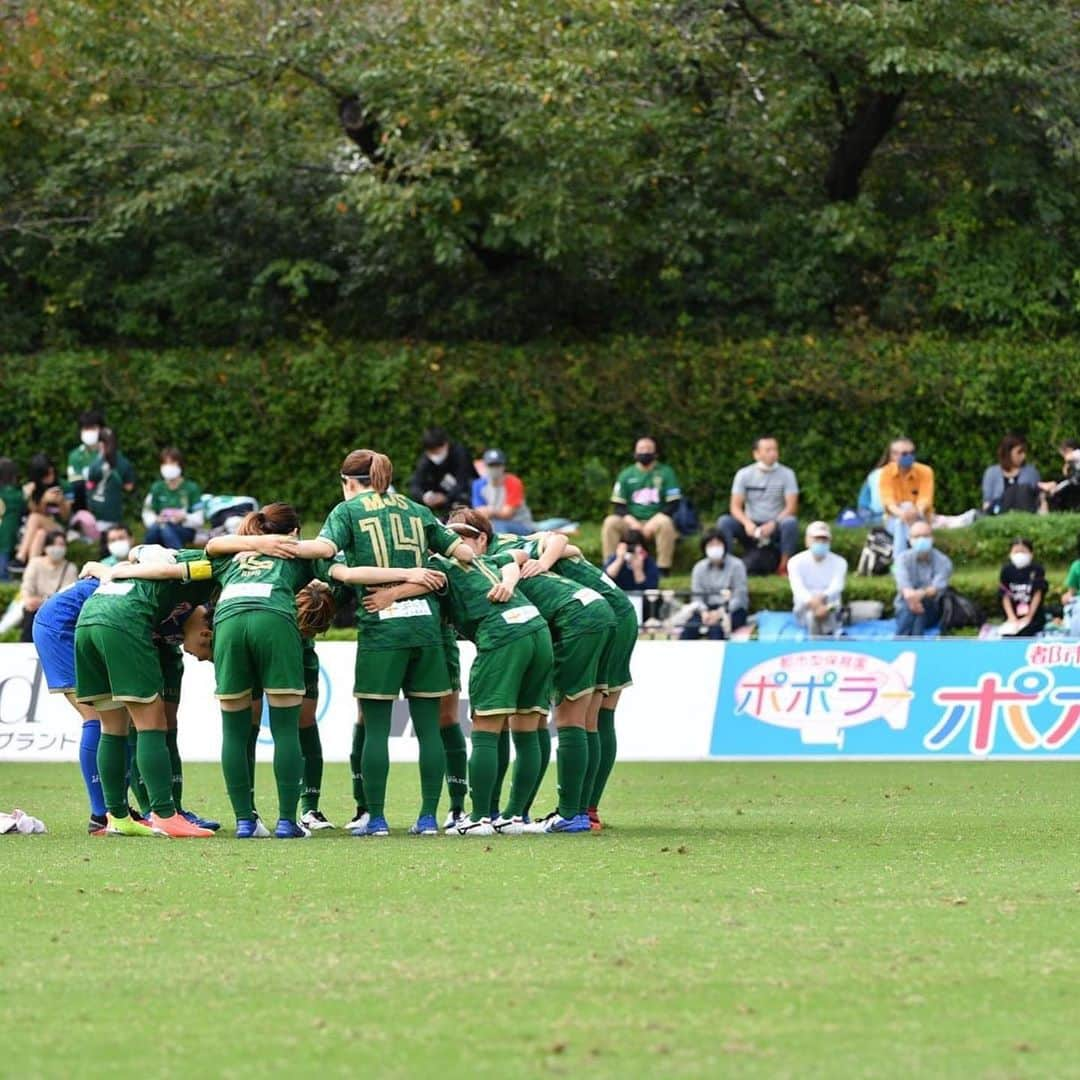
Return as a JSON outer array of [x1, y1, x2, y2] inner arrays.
[[150, 812, 214, 838]]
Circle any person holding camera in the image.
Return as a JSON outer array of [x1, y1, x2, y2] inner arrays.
[[12, 453, 70, 571], [1039, 438, 1080, 513], [679, 529, 748, 640], [603, 529, 660, 593]]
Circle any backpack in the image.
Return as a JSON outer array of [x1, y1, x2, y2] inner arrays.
[[856, 528, 893, 576], [672, 498, 700, 537], [741, 542, 780, 576], [938, 588, 985, 633]]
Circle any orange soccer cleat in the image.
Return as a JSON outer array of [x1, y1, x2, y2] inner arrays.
[[149, 812, 215, 838]]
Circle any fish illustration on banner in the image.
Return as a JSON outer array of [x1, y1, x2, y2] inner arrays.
[[732, 650, 916, 748]]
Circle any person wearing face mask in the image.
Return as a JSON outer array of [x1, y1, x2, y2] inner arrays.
[[85, 427, 136, 537], [892, 521, 953, 637], [601, 435, 682, 576], [66, 409, 105, 513], [679, 529, 748, 640], [100, 523, 133, 565], [471, 448, 536, 536], [999, 538, 1047, 637], [878, 436, 935, 557], [718, 435, 800, 576], [18, 529, 77, 642], [408, 426, 478, 519], [787, 522, 848, 636], [142, 447, 204, 549]]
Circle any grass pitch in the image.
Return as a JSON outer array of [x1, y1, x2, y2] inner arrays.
[[2, 761, 1079, 1079]]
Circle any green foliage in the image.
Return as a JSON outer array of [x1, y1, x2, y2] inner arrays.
[[1, 2, 1078, 345], [5, 335, 1080, 536]]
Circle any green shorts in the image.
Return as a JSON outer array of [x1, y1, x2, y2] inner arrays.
[[442, 624, 461, 693], [214, 611, 304, 700], [75, 624, 163, 705], [159, 645, 185, 705], [600, 607, 638, 693], [553, 628, 613, 704], [252, 639, 320, 702], [469, 625, 554, 717], [354, 643, 451, 700]]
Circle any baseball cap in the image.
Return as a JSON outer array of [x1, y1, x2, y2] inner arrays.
[[806, 520, 831, 540], [482, 448, 507, 466]]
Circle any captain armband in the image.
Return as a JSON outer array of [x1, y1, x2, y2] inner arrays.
[[185, 560, 213, 582]]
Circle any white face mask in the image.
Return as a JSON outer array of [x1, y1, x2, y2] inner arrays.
[[160, 464, 182, 481], [81, 428, 100, 447], [108, 539, 131, 559], [1010, 552, 1032, 570], [427, 451, 448, 466], [705, 545, 725, 562], [45, 545, 66, 562]]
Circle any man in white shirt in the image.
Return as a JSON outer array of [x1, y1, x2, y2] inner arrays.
[[787, 521, 847, 636]]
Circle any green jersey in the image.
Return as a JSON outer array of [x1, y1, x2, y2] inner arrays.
[[611, 462, 681, 523], [77, 549, 213, 638], [0, 484, 25, 555], [492, 534, 635, 622], [211, 552, 323, 627], [318, 491, 462, 650], [430, 552, 545, 652], [86, 452, 136, 523], [1067, 560, 1080, 593], [492, 538, 613, 641], [67, 444, 97, 484], [147, 477, 202, 516]]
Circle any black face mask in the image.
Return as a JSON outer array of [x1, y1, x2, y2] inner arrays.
[[636, 453, 656, 465]]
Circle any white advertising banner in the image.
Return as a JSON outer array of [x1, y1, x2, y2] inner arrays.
[[0, 641, 722, 763]]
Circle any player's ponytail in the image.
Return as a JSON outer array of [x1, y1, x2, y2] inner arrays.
[[296, 581, 336, 637], [448, 507, 492, 541], [340, 449, 393, 494], [236, 503, 299, 536]]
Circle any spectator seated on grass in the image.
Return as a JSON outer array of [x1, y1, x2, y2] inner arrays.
[[787, 521, 847, 637], [409, 426, 477, 518], [13, 453, 71, 571], [879, 436, 934, 557], [85, 427, 136, 540], [998, 537, 1047, 638], [18, 529, 77, 642], [982, 434, 1044, 516], [0, 457, 25, 582], [601, 435, 681, 577], [1039, 438, 1080, 513], [893, 521, 952, 637], [471, 448, 535, 536], [678, 529, 748, 641], [142, 447, 203, 549], [717, 435, 799, 576]]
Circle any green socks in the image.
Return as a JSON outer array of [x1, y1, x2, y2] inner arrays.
[[440, 723, 468, 813], [524, 724, 552, 817], [298, 724, 323, 815], [555, 725, 587, 820], [97, 732, 129, 816], [581, 730, 601, 815], [136, 729, 176, 817], [505, 729, 541, 817], [360, 701, 392, 818], [247, 716, 260, 810], [590, 708, 617, 809], [222, 710, 255, 820], [468, 730, 499, 822], [269, 704, 303, 822], [489, 726, 510, 817], [127, 727, 151, 816], [350, 722, 367, 812], [410, 698, 445, 818], [165, 727, 184, 812]]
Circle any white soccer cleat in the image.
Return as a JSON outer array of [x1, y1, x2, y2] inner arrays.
[[442, 809, 467, 834], [492, 815, 525, 835], [454, 817, 495, 837], [300, 810, 335, 831], [345, 811, 370, 835]]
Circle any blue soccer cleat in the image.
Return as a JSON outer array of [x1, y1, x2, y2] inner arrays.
[[235, 817, 271, 839], [273, 818, 312, 839], [358, 815, 390, 837], [408, 815, 439, 836], [536, 813, 591, 834], [181, 809, 221, 832]]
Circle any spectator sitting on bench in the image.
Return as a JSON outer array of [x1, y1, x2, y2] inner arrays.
[[679, 529, 748, 640], [601, 435, 681, 577], [717, 435, 799, 575], [787, 521, 847, 636]]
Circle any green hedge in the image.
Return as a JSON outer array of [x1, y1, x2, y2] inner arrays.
[[4, 335, 1080, 532]]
